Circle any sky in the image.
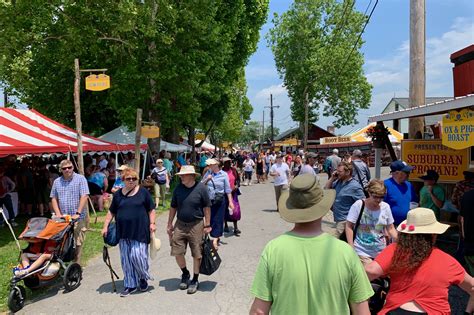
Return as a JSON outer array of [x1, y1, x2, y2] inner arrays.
[[245, 0, 474, 136]]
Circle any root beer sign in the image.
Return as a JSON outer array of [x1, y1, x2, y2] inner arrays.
[[401, 139, 470, 183]]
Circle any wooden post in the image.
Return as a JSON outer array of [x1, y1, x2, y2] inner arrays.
[[135, 108, 142, 174], [74, 58, 84, 175], [409, 0, 425, 139], [304, 91, 309, 151]]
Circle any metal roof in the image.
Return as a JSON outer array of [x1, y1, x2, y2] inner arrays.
[[369, 94, 474, 122]]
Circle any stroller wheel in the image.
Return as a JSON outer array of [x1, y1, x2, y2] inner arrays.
[[8, 285, 26, 313], [63, 263, 82, 292]]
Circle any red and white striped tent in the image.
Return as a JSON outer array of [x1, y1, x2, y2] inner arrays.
[[0, 108, 143, 156]]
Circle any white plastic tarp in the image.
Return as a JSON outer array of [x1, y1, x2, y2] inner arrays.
[[99, 126, 191, 152]]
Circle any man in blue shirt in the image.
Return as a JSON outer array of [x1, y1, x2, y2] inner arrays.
[[324, 161, 365, 238], [384, 160, 419, 226], [50, 159, 90, 263]]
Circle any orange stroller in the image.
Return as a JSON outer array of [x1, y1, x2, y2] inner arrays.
[[8, 217, 82, 312]]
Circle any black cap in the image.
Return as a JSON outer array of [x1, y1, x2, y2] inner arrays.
[[419, 170, 439, 181]]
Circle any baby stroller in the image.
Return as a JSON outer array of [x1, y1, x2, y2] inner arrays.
[[8, 217, 83, 312]]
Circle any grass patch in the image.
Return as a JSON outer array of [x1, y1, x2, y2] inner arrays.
[[0, 189, 171, 312]]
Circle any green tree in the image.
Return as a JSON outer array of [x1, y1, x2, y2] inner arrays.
[[264, 125, 280, 141], [238, 120, 261, 145], [267, 0, 372, 128], [0, 0, 268, 149]]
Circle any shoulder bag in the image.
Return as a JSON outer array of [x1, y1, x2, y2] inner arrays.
[[352, 161, 369, 198], [104, 188, 134, 246], [210, 178, 225, 206], [339, 200, 365, 242]]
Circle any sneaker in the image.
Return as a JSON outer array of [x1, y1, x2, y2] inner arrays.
[[187, 280, 199, 294], [234, 229, 241, 236], [224, 226, 229, 233], [139, 279, 149, 292], [179, 273, 190, 290], [120, 287, 137, 297]]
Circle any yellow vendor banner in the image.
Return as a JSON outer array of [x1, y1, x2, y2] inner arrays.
[[402, 139, 470, 183], [442, 109, 474, 150]]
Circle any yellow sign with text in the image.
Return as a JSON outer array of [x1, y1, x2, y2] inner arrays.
[[442, 109, 474, 150], [402, 139, 470, 183], [85, 74, 110, 91], [195, 133, 205, 141], [321, 136, 352, 144], [141, 126, 159, 139]]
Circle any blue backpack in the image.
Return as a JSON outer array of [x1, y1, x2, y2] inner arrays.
[[323, 158, 332, 173]]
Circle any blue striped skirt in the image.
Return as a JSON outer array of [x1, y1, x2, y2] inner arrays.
[[119, 239, 152, 288]]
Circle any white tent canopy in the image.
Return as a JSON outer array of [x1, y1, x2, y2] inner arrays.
[[99, 126, 191, 152]]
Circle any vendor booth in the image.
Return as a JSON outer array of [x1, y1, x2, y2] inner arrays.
[[0, 108, 142, 156]]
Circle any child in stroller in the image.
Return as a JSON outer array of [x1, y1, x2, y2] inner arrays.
[[13, 239, 58, 277]]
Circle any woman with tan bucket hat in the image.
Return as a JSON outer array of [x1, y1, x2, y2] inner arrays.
[[365, 207, 474, 314]]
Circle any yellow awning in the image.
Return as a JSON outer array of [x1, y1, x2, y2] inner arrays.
[[350, 123, 403, 143]]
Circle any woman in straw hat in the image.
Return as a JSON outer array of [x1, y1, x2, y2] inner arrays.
[[365, 207, 474, 314]]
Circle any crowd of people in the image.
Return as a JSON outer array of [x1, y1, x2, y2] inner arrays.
[[2, 147, 474, 313]]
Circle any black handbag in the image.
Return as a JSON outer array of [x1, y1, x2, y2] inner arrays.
[[339, 200, 365, 242], [209, 179, 225, 206], [199, 235, 221, 276], [104, 188, 133, 246]]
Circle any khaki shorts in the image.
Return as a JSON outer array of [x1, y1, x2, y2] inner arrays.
[[171, 220, 204, 258], [154, 183, 166, 199], [274, 184, 288, 209], [74, 220, 87, 247]]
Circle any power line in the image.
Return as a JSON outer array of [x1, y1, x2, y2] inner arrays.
[[337, 0, 379, 78]]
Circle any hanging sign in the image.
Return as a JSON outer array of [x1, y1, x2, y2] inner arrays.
[[85, 74, 110, 91], [442, 109, 474, 150], [401, 139, 470, 183], [195, 133, 206, 141], [141, 126, 159, 139]]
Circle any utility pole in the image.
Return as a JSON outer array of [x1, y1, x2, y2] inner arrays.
[[73, 58, 84, 175], [135, 109, 143, 174], [409, 0, 425, 139], [261, 110, 265, 149], [265, 94, 280, 142]]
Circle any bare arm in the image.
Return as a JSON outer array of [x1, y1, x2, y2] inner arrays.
[[459, 272, 474, 297], [365, 260, 385, 281], [149, 209, 156, 232], [77, 195, 88, 214], [460, 215, 465, 239], [101, 210, 114, 236], [386, 224, 398, 242], [350, 300, 370, 315], [249, 298, 271, 315], [51, 197, 61, 217], [429, 190, 444, 208], [167, 207, 177, 237], [203, 206, 211, 227], [345, 221, 355, 247], [324, 174, 337, 189]]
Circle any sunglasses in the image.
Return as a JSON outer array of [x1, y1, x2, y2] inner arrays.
[[62, 166, 73, 170], [125, 177, 138, 182], [157, 162, 163, 164]]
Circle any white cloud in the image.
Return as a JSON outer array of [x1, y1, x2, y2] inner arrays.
[[254, 83, 288, 100], [365, 17, 473, 97]]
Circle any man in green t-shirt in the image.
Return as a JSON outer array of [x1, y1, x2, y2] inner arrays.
[[419, 170, 445, 220], [249, 174, 373, 315]]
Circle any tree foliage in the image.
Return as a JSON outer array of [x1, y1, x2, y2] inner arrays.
[[0, 0, 268, 144], [267, 0, 372, 128]]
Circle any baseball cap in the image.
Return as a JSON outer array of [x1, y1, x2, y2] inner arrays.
[[419, 170, 439, 181], [390, 160, 413, 173]]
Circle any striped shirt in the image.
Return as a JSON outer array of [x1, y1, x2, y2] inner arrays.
[[50, 173, 89, 220]]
